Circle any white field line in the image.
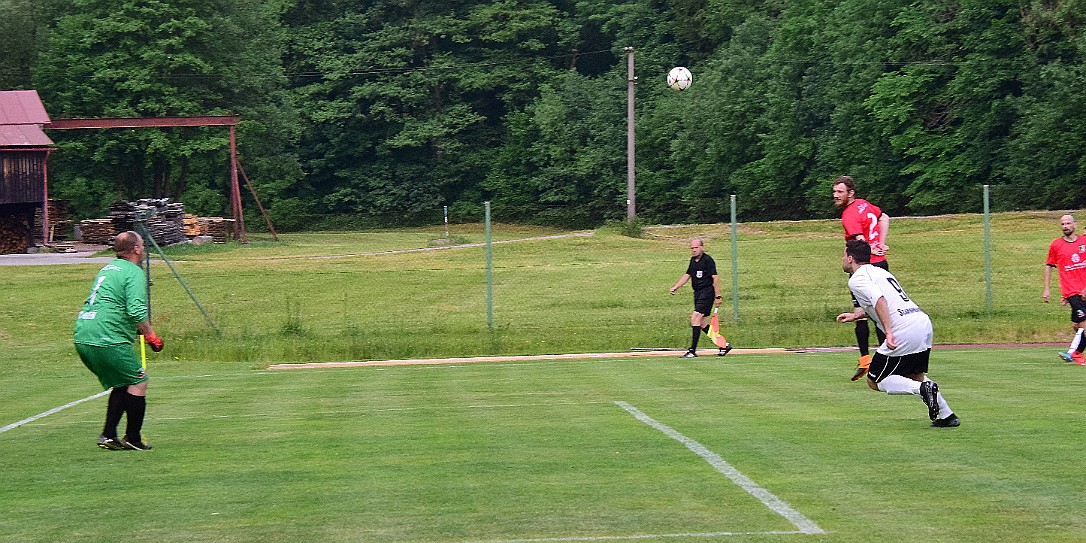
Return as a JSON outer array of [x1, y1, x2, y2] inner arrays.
[[0, 390, 109, 434], [473, 530, 811, 542], [614, 401, 827, 536]]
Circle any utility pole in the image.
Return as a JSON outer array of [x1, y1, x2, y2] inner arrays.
[[625, 46, 636, 223]]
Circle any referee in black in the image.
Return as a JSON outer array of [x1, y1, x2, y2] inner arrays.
[[669, 238, 727, 357]]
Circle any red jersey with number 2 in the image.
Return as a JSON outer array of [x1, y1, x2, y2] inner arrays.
[[1047, 237, 1086, 300], [841, 198, 886, 264]]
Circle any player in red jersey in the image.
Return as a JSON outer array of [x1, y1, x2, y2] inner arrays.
[[1043, 214, 1086, 365], [833, 176, 890, 380]]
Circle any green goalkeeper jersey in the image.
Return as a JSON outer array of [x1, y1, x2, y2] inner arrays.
[[74, 258, 148, 346]]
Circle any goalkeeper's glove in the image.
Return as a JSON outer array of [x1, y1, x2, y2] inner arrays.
[[851, 354, 872, 381], [145, 333, 164, 353]]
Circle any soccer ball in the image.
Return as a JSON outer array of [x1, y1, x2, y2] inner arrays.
[[667, 66, 692, 91]]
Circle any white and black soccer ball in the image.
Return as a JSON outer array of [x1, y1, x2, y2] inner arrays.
[[667, 66, 692, 91]]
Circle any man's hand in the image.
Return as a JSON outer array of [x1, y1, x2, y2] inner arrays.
[[836, 312, 857, 323], [145, 333, 164, 353]]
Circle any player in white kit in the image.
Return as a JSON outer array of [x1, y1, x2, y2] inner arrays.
[[836, 240, 960, 427]]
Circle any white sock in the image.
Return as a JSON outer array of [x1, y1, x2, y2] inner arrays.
[[923, 376, 954, 419], [877, 375, 921, 395], [1069, 329, 1083, 353]]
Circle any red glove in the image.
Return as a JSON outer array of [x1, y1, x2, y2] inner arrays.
[[145, 333, 164, 353]]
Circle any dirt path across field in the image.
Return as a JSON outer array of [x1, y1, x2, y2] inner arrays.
[[267, 342, 1065, 369]]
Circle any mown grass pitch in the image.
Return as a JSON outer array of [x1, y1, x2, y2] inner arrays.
[[2, 347, 1084, 542]]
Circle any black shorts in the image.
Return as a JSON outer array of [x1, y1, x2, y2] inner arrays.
[[1068, 295, 1086, 324], [867, 348, 930, 383], [693, 293, 714, 316]]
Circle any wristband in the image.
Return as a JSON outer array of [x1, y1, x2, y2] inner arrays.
[[715, 296, 722, 299]]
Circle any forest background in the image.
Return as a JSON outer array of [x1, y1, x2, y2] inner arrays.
[[1, 0, 1084, 230]]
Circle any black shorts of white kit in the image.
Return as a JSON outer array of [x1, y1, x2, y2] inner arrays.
[[867, 348, 930, 383], [1067, 295, 1086, 324], [851, 259, 890, 309], [693, 291, 714, 316]]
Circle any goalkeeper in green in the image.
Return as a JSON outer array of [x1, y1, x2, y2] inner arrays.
[[74, 230, 163, 451]]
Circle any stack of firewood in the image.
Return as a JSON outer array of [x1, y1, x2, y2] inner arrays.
[[0, 213, 31, 254]]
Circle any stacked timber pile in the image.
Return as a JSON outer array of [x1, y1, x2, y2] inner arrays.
[[204, 217, 235, 242], [109, 199, 188, 246], [33, 199, 72, 241], [0, 213, 31, 253], [78, 219, 115, 244], [183, 214, 208, 237]]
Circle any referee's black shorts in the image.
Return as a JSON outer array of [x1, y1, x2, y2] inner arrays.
[[694, 292, 714, 316], [867, 348, 930, 383]]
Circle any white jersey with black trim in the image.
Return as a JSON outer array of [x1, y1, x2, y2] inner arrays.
[[847, 264, 933, 356]]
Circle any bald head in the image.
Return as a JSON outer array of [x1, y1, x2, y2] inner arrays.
[[113, 231, 145, 262], [1060, 215, 1077, 238]]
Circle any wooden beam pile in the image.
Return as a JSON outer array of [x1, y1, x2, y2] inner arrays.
[[109, 199, 188, 246], [204, 217, 235, 243], [78, 219, 115, 244], [33, 199, 72, 241]]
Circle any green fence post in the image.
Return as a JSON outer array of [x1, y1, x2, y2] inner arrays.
[[983, 185, 992, 312], [730, 194, 739, 321], [485, 201, 493, 329]]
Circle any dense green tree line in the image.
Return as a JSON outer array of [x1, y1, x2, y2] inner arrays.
[[1, 0, 1083, 229]]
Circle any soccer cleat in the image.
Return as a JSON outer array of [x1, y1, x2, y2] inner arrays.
[[931, 414, 960, 428], [120, 436, 153, 451], [97, 435, 124, 450], [680, 350, 698, 358], [851, 354, 872, 381], [1074, 351, 1085, 365], [919, 381, 940, 421], [1058, 351, 1075, 364], [718, 343, 733, 357]]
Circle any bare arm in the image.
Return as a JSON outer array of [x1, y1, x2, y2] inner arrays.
[[876, 213, 890, 253], [1043, 265, 1052, 303], [669, 274, 691, 294], [712, 274, 722, 306], [871, 297, 896, 349]]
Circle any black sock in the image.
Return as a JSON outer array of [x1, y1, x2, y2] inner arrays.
[[123, 390, 147, 441], [875, 326, 886, 346], [690, 326, 701, 351], [702, 324, 711, 334], [102, 387, 125, 439], [855, 319, 870, 356]]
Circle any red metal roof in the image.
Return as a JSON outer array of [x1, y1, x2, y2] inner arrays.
[[0, 90, 51, 125], [0, 124, 54, 146]]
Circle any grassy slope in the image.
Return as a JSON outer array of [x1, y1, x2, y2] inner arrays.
[[0, 212, 1072, 367]]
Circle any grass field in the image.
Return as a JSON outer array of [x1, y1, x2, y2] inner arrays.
[[2, 348, 1084, 542], [1, 212, 1085, 542]]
